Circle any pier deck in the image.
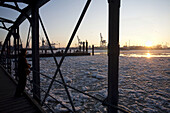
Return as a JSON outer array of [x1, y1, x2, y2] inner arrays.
[[0, 65, 45, 113], [10, 52, 91, 58]]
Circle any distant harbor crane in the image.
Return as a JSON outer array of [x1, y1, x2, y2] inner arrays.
[[100, 33, 106, 48], [77, 35, 83, 46], [40, 37, 56, 49]]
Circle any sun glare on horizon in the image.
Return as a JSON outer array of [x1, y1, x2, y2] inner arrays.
[[146, 52, 151, 58], [145, 41, 153, 47]]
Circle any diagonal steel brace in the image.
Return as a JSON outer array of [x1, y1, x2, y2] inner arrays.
[[41, 0, 92, 112]]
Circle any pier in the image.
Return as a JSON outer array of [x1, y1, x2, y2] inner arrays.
[[9, 52, 91, 58], [0, 65, 45, 113]]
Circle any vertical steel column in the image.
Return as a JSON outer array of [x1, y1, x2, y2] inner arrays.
[[107, 0, 120, 113], [7, 38, 11, 73], [31, 2, 40, 103], [8, 37, 11, 74], [14, 31, 17, 78], [17, 28, 20, 55], [7, 39, 9, 71], [4, 46, 7, 69]]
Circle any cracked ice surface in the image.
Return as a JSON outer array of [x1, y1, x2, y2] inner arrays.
[[26, 50, 170, 112]]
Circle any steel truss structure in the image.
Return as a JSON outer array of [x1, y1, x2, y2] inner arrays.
[[0, 0, 130, 112]]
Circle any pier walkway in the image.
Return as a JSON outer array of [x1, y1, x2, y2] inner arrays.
[[0, 65, 45, 113]]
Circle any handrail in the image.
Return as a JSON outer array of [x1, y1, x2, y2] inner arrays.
[[26, 84, 56, 113], [43, 103, 55, 113], [26, 83, 55, 113], [26, 78, 73, 112], [31, 69, 130, 113], [25, 84, 54, 113]]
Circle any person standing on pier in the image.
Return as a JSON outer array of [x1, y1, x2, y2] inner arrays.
[[15, 49, 31, 97]]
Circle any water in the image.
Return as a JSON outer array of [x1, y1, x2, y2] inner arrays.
[[93, 49, 170, 58], [26, 50, 170, 112]]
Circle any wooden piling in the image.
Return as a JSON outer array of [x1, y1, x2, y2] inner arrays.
[[86, 40, 88, 53], [79, 45, 81, 52], [92, 45, 94, 55], [83, 42, 85, 53]]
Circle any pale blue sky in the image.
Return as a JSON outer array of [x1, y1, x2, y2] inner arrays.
[[0, 0, 170, 47]]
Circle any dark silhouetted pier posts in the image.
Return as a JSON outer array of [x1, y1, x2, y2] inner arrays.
[[31, 2, 40, 103], [107, 0, 120, 113], [86, 40, 88, 53], [78, 41, 89, 53], [92, 45, 94, 55], [79, 45, 81, 52], [83, 42, 85, 52]]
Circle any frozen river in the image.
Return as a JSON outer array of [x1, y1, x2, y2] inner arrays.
[[27, 50, 170, 112]]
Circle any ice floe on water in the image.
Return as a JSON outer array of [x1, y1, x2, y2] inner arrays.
[[25, 50, 170, 112]]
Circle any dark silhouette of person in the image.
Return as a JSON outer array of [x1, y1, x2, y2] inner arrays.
[[15, 49, 31, 97]]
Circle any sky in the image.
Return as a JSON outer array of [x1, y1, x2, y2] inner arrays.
[[0, 0, 170, 47]]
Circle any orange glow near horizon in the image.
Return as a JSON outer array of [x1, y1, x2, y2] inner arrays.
[[145, 41, 153, 47], [146, 50, 151, 58]]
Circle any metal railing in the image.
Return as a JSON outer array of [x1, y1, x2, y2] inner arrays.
[[1, 52, 130, 113], [26, 77, 73, 113], [29, 69, 130, 113]]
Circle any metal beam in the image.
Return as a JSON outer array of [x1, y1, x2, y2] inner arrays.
[[31, 1, 40, 103], [39, 15, 75, 112], [12, 0, 50, 27], [1, 0, 50, 57], [1, 30, 12, 55], [0, 17, 14, 23], [13, 30, 17, 78], [41, 0, 91, 111], [0, 0, 50, 35], [0, 26, 9, 31], [0, 0, 29, 4], [107, 0, 120, 113]]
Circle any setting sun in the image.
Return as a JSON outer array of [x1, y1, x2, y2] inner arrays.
[[145, 41, 153, 47]]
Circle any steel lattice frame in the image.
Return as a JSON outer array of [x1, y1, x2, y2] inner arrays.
[[0, 0, 129, 113], [0, 0, 50, 105]]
